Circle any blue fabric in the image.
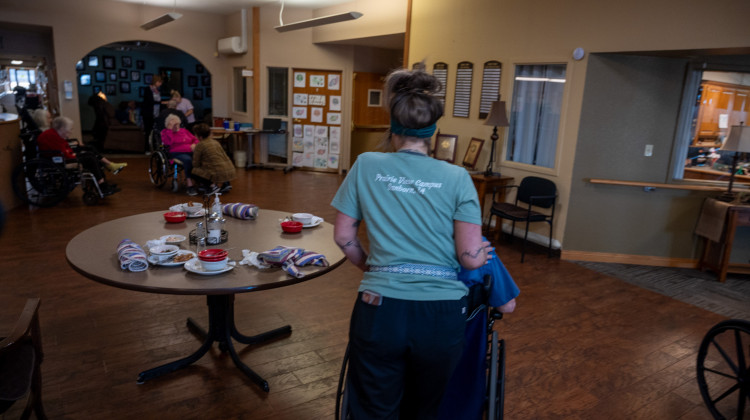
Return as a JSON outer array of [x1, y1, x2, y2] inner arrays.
[[438, 242, 519, 419], [390, 120, 437, 138]]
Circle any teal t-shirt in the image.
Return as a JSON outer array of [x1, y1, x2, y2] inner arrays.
[[331, 151, 481, 301]]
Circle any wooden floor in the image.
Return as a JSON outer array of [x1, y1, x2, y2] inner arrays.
[[0, 157, 730, 419]]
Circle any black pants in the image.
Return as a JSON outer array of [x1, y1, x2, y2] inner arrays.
[[76, 151, 105, 182], [346, 293, 467, 420]]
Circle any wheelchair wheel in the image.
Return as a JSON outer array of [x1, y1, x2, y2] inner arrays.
[[696, 319, 750, 420], [11, 159, 70, 208], [487, 331, 506, 420], [149, 151, 168, 188], [335, 343, 351, 420]]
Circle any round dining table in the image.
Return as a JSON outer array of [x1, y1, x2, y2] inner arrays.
[[66, 209, 345, 392]]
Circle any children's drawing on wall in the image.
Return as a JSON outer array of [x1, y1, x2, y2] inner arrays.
[[294, 72, 306, 88]]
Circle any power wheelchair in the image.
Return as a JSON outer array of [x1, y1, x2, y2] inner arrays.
[[335, 274, 507, 420], [11, 130, 107, 207]]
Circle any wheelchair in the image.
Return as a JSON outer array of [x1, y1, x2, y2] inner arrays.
[[335, 275, 506, 420], [148, 131, 185, 193], [696, 318, 750, 420], [11, 130, 106, 207]]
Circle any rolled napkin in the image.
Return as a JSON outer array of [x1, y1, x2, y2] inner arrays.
[[223, 203, 259, 220], [117, 239, 149, 272], [246, 245, 329, 278]]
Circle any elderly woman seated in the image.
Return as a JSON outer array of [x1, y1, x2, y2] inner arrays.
[[161, 114, 199, 196]]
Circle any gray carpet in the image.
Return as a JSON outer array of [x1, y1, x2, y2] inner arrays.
[[574, 262, 750, 320]]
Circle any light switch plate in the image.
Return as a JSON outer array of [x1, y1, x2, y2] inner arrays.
[[644, 144, 653, 157]]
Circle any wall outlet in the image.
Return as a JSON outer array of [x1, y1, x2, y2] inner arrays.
[[644, 144, 654, 157]]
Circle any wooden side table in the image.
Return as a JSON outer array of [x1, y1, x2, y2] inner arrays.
[[698, 203, 750, 282], [470, 174, 514, 230]]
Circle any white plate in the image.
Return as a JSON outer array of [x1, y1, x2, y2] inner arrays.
[[302, 216, 323, 228], [169, 204, 206, 218], [148, 250, 196, 266], [184, 258, 235, 275]]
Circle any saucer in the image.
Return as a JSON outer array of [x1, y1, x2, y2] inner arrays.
[[184, 258, 235, 275], [148, 250, 196, 266], [302, 216, 323, 228]]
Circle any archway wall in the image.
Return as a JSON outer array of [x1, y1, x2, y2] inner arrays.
[[3, 0, 232, 140]]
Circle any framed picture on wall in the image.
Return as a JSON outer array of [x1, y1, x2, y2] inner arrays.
[[138, 87, 146, 97], [79, 74, 91, 86], [462, 137, 485, 169], [109, 72, 117, 81], [105, 84, 116, 95], [95, 71, 106, 83], [121, 56, 132, 68], [434, 133, 458, 163], [201, 75, 210, 86], [102, 55, 115, 70], [119, 69, 128, 79], [144, 73, 153, 84], [76, 60, 84, 71], [93, 86, 102, 94], [119, 81, 131, 93], [136, 60, 145, 70], [196, 64, 204, 74], [368, 89, 382, 107], [193, 89, 203, 100], [87, 55, 99, 68], [131, 71, 140, 82], [187, 76, 198, 87]]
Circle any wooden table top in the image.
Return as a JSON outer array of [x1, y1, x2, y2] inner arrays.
[[66, 209, 345, 296]]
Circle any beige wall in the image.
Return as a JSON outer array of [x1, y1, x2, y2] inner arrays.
[[408, 0, 750, 255], [2, 0, 230, 140]]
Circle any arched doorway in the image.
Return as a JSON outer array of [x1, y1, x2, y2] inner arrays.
[[76, 40, 212, 152]]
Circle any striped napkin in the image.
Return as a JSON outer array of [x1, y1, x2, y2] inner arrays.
[[222, 203, 259, 220], [117, 239, 149, 272], [254, 245, 329, 278]]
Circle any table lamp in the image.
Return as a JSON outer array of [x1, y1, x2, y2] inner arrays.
[[718, 124, 750, 202], [484, 100, 510, 176]]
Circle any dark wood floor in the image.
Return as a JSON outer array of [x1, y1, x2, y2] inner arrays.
[[0, 157, 730, 419]]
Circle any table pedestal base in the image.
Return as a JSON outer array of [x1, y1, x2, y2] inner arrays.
[[136, 294, 292, 392]]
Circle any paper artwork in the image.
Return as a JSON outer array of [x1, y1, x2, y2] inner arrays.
[[310, 75, 325, 88], [330, 95, 341, 111], [315, 137, 329, 150], [328, 74, 340, 90], [315, 125, 329, 138], [328, 154, 339, 169], [304, 125, 314, 139], [310, 107, 324, 123], [293, 93, 308, 106], [294, 72, 306, 87], [309, 95, 326, 106], [292, 152, 305, 167], [329, 126, 341, 142], [327, 112, 341, 125], [293, 124, 303, 137], [302, 152, 314, 167], [314, 156, 328, 169], [292, 138, 304, 153], [329, 137, 340, 154], [292, 107, 307, 119]]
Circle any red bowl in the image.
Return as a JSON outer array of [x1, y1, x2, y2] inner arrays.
[[281, 220, 303, 233], [198, 249, 228, 261], [164, 211, 187, 223]]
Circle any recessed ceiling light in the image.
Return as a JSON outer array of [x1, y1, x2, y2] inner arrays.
[[11, 60, 23, 65]]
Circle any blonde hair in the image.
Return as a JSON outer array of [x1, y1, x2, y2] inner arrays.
[[32, 108, 51, 130]]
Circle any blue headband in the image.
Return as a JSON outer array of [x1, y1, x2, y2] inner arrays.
[[390, 120, 437, 138]]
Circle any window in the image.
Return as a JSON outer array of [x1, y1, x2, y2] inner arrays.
[[233, 67, 247, 113], [9, 68, 36, 90], [506, 64, 566, 168], [268, 67, 288, 116], [673, 68, 750, 184]]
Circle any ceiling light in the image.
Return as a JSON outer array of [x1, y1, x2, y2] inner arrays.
[[141, 0, 181, 31], [10, 60, 23, 65], [141, 12, 182, 30], [274, 0, 362, 33]]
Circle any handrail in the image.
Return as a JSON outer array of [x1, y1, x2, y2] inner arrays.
[[589, 178, 729, 192]]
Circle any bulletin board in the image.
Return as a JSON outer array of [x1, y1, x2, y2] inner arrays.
[[290, 68, 343, 172]]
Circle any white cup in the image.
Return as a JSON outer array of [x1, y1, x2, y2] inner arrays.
[[150, 245, 179, 263], [201, 258, 228, 271], [292, 213, 313, 225]]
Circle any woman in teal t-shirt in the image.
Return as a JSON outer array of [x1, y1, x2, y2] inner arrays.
[[332, 68, 492, 419]]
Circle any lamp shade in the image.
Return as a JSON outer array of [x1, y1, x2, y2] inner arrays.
[[722, 125, 750, 153], [484, 101, 509, 127]]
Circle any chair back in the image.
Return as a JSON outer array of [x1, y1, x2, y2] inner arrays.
[[517, 176, 556, 209]]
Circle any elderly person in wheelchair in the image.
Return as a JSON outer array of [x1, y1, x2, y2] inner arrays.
[[36, 116, 122, 196], [161, 114, 200, 196]]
